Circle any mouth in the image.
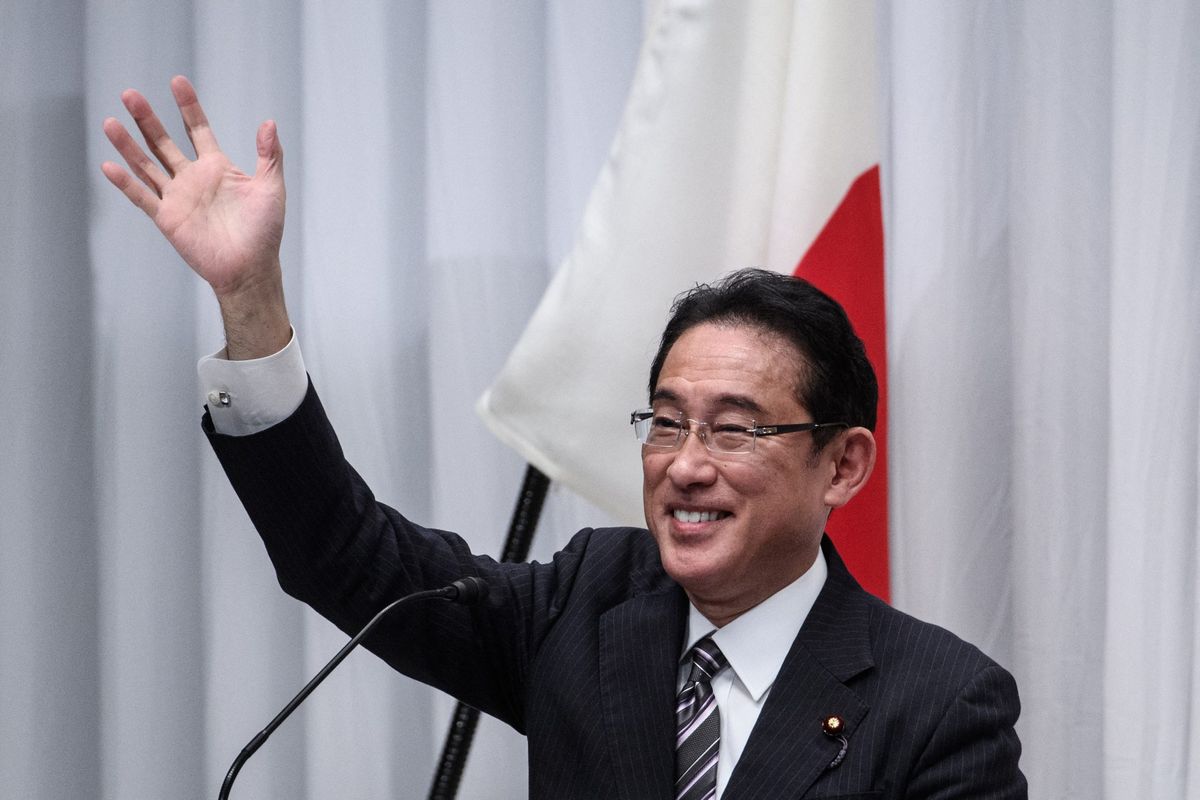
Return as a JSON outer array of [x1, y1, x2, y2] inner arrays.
[[671, 508, 731, 524]]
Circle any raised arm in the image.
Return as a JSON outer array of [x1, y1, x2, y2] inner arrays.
[[101, 76, 290, 359]]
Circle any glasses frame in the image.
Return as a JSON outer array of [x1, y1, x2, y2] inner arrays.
[[629, 408, 848, 454]]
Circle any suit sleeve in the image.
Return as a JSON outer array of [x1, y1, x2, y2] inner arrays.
[[203, 380, 591, 733], [906, 662, 1028, 799]]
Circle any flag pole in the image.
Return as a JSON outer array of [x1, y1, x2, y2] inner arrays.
[[426, 463, 550, 800]]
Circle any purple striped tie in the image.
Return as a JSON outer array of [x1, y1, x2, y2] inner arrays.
[[675, 637, 728, 800]]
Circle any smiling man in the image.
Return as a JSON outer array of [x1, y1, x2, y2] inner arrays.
[[626, 272, 1025, 798], [103, 79, 1026, 799]]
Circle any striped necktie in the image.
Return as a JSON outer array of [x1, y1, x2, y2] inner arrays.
[[675, 636, 728, 800]]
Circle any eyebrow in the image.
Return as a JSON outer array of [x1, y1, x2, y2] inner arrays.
[[650, 388, 767, 416]]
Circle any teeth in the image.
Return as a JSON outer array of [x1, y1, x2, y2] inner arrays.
[[673, 509, 725, 523]]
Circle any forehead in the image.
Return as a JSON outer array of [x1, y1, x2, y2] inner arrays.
[[654, 322, 805, 413]]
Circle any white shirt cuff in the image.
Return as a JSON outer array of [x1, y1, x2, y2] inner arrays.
[[198, 329, 308, 436]]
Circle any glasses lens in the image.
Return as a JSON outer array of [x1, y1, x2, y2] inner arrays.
[[633, 409, 757, 453], [639, 411, 683, 447], [632, 411, 652, 442], [706, 417, 755, 453]]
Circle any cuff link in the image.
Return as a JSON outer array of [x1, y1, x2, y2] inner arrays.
[[207, 390, 232, 408]]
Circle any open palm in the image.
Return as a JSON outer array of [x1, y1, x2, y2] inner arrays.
[[102, 76, 285, 298]]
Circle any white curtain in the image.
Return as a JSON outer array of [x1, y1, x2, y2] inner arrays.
[[884, 2, 1199, 797], [1, 2, 1196, 798], [6, 2, 639, 798]]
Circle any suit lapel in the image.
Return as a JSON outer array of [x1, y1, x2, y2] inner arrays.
[[598, 569, 687, 800], [723, 538, 875, 799]]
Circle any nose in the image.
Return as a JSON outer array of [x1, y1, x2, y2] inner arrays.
[[665, 425, 719, 488]]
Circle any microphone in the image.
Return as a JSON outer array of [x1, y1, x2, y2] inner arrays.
[[218, 576, 490, 799], [447, 576, 489, 604]]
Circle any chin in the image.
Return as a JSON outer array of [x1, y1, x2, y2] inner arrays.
[[660, 549, 724, 592]]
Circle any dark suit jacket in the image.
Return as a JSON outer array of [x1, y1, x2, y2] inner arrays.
[[207, 383, 1026, 799]]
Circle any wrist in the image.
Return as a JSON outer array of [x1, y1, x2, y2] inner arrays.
[[216, 264, 292, 360]]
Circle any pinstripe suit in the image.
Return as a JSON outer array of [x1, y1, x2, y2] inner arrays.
[[207, 383, 1026, 798]]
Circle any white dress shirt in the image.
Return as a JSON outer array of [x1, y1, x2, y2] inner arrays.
[[680, 549, 828, 798], [198, 331, 307, 436]]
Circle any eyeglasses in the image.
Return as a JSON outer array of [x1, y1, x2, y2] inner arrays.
[[630, 409, 848, 455]]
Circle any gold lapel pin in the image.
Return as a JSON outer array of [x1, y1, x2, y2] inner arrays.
[[821, 715, 848, 769], [821, 715, 844, 736]]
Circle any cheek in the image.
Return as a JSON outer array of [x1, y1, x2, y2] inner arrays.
[[641, 454, 667, 492], [641, 455, 671, 523], [730, 461, 820, 525], [721, 462, 768, 498]]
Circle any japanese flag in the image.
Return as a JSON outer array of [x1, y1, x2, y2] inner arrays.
[[478, 0, 889, 597]]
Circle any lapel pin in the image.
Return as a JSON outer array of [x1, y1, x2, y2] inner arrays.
[[821, 715, 848, 769]]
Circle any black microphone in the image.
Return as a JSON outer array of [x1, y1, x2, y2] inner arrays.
[[218, 576, 490, 799], [446, 576, 489, 604]]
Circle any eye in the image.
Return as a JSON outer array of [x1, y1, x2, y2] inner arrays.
[[652, 415, 682, 430], [710, 418, 751, 434]]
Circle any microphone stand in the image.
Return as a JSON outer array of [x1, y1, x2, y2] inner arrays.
[[218, 578, 487, 799]]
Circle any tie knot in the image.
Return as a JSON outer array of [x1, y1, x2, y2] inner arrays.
[[686, 636, 728, 684]]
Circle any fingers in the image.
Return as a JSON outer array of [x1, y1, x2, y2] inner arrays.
[[170, 75, 221, 156], [102, 116, 170, 197], [120, 88, 190, 176], [100, 160, 161, 219]]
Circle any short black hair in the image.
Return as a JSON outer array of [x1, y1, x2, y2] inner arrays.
[[648, 268, 878, 449]]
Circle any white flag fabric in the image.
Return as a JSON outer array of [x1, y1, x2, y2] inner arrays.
[[478, 0, 882, 536]]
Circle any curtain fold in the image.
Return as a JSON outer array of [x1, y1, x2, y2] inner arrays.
[[1007, 4, 1111, 796], [2, 5, 100, 799], [1103, 3, 1200, 796]]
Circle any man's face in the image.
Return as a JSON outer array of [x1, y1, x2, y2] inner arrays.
[[642, 322, 838, 623]]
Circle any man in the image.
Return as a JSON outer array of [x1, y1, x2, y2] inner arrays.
[[103, 77, 1026, 798]]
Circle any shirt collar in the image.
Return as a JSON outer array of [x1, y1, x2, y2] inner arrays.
[[682, 547, 828, 701]]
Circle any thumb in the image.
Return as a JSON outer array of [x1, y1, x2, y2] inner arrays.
[[254, 120, 284, 180]]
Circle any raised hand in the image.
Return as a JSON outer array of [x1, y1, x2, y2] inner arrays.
[[102, 76, 290, 358]]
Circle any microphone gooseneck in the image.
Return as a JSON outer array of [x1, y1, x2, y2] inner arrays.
[[217, 577, 489, 799]]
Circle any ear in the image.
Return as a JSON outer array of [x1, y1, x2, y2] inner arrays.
[[823, 427, 876, 509]]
